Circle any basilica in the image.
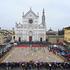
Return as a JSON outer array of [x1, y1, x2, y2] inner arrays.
[[15, 8, 46, 42]]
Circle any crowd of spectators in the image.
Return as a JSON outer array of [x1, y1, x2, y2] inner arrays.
[[0, 43, 70, 70], [0, 62, 70, 70], [48, 44, 70, 61], [0, 43, 13, 58]]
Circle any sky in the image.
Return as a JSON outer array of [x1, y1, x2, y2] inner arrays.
[[0, 0, 70, 30]]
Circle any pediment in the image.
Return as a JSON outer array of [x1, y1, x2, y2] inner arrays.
[[23, 9, 39, 18]]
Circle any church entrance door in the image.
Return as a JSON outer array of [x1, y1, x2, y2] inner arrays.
[[40, 38, 42, 42], [18, 37, 21, 42], [29, 36, 32, 42]]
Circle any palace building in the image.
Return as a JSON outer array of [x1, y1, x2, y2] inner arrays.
[[15, 8, 46, 42]]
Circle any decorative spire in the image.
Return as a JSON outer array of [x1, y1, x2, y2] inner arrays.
[[16, 22, 18, 27], [23, 12, 24, 16], [30, 7, 32, 11], [37, 12, 39, 17], [22, 12, 24, 17]]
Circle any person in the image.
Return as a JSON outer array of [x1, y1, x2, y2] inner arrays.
[[21, 63, 25, 70], [49, 63, 51, 70]]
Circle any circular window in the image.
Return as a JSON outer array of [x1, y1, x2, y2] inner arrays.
[[29, 19, 33, 23]]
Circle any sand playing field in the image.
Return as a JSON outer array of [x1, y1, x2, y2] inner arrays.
[[2, 47, 64, 63]]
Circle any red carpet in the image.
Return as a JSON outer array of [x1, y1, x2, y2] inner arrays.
[[16, 45, 29, 48]]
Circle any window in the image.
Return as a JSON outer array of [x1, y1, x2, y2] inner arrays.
[[29, 19, 33, 24]]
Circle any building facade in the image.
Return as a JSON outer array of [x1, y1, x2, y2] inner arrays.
[[0, 30, 12, 45], [0, 33, 4, 45], [64, 27, 70, 43], [15, 8, 46, 42]]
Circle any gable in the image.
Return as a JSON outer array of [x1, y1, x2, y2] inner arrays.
[[23, 9, 39, 18]]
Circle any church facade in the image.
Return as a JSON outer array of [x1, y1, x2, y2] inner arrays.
[[15, 8, 46, 42]]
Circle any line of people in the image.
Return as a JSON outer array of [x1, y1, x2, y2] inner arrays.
[[0, 62, 70, 70]]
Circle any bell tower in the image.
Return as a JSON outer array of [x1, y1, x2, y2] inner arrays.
[[42, 8, 45, 27]]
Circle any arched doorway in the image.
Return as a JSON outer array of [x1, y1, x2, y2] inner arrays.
[[29, 36, 32, 42], [18, 37, 21, 42], [29, 31, 33, 42], [40, 37, 42, 42], [13, 36, 15, 40]]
